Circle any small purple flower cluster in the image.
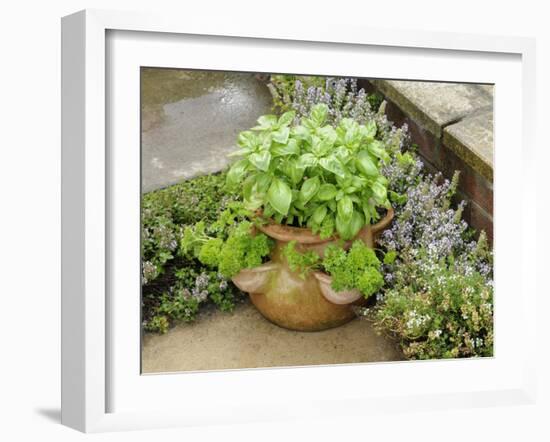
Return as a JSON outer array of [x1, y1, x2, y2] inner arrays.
[[382, 151, 423, 196], [191, 272, 210, 302], [381, 173, 467, 258], [292, 78, 377, 126], [179, 271, 232, 305], [141, 260, 158, 285], [291, 78, 411, 162], [379, 170, 492, 284]]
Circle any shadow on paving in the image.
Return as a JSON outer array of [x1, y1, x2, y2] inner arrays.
[[142, 300, 405, 373]]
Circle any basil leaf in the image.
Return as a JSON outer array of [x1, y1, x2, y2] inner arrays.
[[352, 175, 367, 189], [226, 159, 248, 187], [252, 114, 278, 130], [312, 204, 328, 224], [227, 147, 253, 158], [248, 151, 271, 172], [278, 111, 296, 127], [317, 183, 337, 201], [287, 158, 305, 185], [237, 130, 257, 149], [361, 120, 377, 140], [344, 124, 361, 147], [271, 138, 299, 157], [254, 172, 272, 195], [292, 125, 312, 143], [310, 104, 328, 127], [333, 146, 351, 164], [335, 213, 352, 240], [272, 126, 290, 144], [243, 175, 265, 210], [356, 150, 379, 177], [367, 140, 390, 163], [299, 176, 321, 204], [318, 137, 335, 156], [260, 132, 272, 151], [349, 210, 365, 238], [337, 195, 353, 223], [317, 125, 337, 144], [372, 181, 388, 204], [339, 118, 355, 131], [267, 178, 292, 216], [319, 156, 346, 178], [297, 153, 318, 169]]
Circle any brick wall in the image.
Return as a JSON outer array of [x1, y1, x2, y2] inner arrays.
[[361, 79, 494, 242]]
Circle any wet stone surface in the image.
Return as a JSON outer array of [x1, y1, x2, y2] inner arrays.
[[443, 109, 494, 181], [372, 80, 493, 138], [142, 300, 404, 373], [141, 68, 272, 192]]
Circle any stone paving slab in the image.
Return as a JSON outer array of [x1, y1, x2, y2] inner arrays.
[[141, 69, 273, 192], [372, 80, 493, 138], [443, 109, 494, 181], [142, 301, 404, 373]]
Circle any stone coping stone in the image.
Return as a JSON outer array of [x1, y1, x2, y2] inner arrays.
[[444, 109, 494, 181], [372, 80, 493, 138], [371, 79, 493, 181]]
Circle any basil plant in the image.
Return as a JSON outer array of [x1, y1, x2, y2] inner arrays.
[[226, 104, 391, 240]]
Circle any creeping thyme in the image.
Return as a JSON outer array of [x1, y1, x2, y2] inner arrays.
[[141, 172, 243, 333], [141, 171, 238, 285], [373, 253, 493, 359]]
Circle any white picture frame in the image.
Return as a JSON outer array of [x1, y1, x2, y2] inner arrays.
[[61, 9, 537, 433]]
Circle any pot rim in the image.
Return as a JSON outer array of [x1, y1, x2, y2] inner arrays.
[[255, 206, 394, 244]]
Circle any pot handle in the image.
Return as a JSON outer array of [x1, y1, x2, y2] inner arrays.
[[313, 271, 363, 305], [230, 261, 279, 294], [371, 206, 394, 234]]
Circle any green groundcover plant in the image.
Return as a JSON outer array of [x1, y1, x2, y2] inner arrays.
[[141, 171, 238, 285], [365, 149, 494, 359], [141, 172, 244, 333], [226, 103, 391, 240], [371, 251, 493, 359]]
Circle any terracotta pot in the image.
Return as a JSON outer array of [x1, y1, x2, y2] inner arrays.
[[231, 208, 394, 332]]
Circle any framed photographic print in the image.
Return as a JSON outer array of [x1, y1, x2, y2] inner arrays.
[[61, 9, 537, 432]]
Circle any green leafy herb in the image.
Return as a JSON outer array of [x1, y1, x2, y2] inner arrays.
[[226, 104, 391, 240], [323, 240, 384, 298], [282, 241, 321, 278]]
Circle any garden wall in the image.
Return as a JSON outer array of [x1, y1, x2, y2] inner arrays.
[[361, 80, 494, 241]]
